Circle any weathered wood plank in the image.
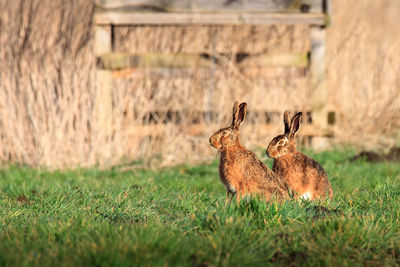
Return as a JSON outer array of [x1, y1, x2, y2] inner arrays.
[[94, 12, 326, 25], [96, 52, 309, 70], [94, 25, 112, 55], [240, 52, 308, 67], [324, 0, 332, 26], [97, 53, 211, 70], [310, 26, 327, 130], [95, 0, 323, 13], [110, 66, 307, 79], [94, 25, 113, 163]]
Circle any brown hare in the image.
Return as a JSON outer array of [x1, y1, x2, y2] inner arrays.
[[209, 101, 288, 205], [266, 111, 333, 200]]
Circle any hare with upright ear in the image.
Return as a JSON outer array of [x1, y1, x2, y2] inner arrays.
[[266, 111, 333, 200], [209, 101, 288, 205]]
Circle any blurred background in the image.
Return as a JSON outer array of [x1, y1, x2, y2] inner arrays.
[[0, 0, 399, 168]]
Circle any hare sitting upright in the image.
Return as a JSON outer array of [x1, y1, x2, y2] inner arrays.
[[209, 101, 288, 205], [266, 111, 333, 200]]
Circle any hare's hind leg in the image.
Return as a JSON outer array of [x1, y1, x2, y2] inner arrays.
[[225, 191, 234, 207]]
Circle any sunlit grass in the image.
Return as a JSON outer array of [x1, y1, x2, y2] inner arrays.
[[1, 150, 400, 266]]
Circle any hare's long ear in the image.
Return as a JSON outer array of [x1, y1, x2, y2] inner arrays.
[[235, 102, 247, 130], [232, 101, 240, 127], [289, 112, 302, 139], [283, 111, 291, 134]]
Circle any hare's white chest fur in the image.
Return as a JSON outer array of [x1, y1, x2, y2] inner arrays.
[[227, 183, 236, 193], [300, 192, 312, 200]]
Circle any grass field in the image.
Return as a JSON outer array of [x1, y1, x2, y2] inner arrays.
[[1, 149, 400, 266]]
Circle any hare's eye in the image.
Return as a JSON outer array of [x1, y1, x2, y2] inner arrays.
[[222, 131, 228, 136], [278, 140, 285, 145]]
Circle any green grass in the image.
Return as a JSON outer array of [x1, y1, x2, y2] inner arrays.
[[1, 150, 400, 266]]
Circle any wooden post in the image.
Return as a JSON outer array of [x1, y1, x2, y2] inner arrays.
[[310, 26, 327, 130], [309, 25, 332, 150], [94, 25, 113, 164]]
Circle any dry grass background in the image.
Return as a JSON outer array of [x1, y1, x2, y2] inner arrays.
[[0, 0, 399, 168], [327, 0, 400, 148]]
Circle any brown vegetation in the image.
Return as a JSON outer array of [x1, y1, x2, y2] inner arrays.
[[327, 0, 400, 148], [0, 0, 399, 168]]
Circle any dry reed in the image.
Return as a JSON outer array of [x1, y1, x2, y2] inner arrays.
[[327, 0, 400, 149]]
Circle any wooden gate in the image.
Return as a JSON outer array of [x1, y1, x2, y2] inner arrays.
[[93, 0, 333, 143]]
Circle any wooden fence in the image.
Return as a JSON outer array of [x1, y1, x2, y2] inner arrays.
[[93, 0, 333, 142]]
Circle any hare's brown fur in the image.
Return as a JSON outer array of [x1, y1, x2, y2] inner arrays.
[[266, 111, 333, 200], [272, 151, 332, 199], [210, 102, 288, 205]]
